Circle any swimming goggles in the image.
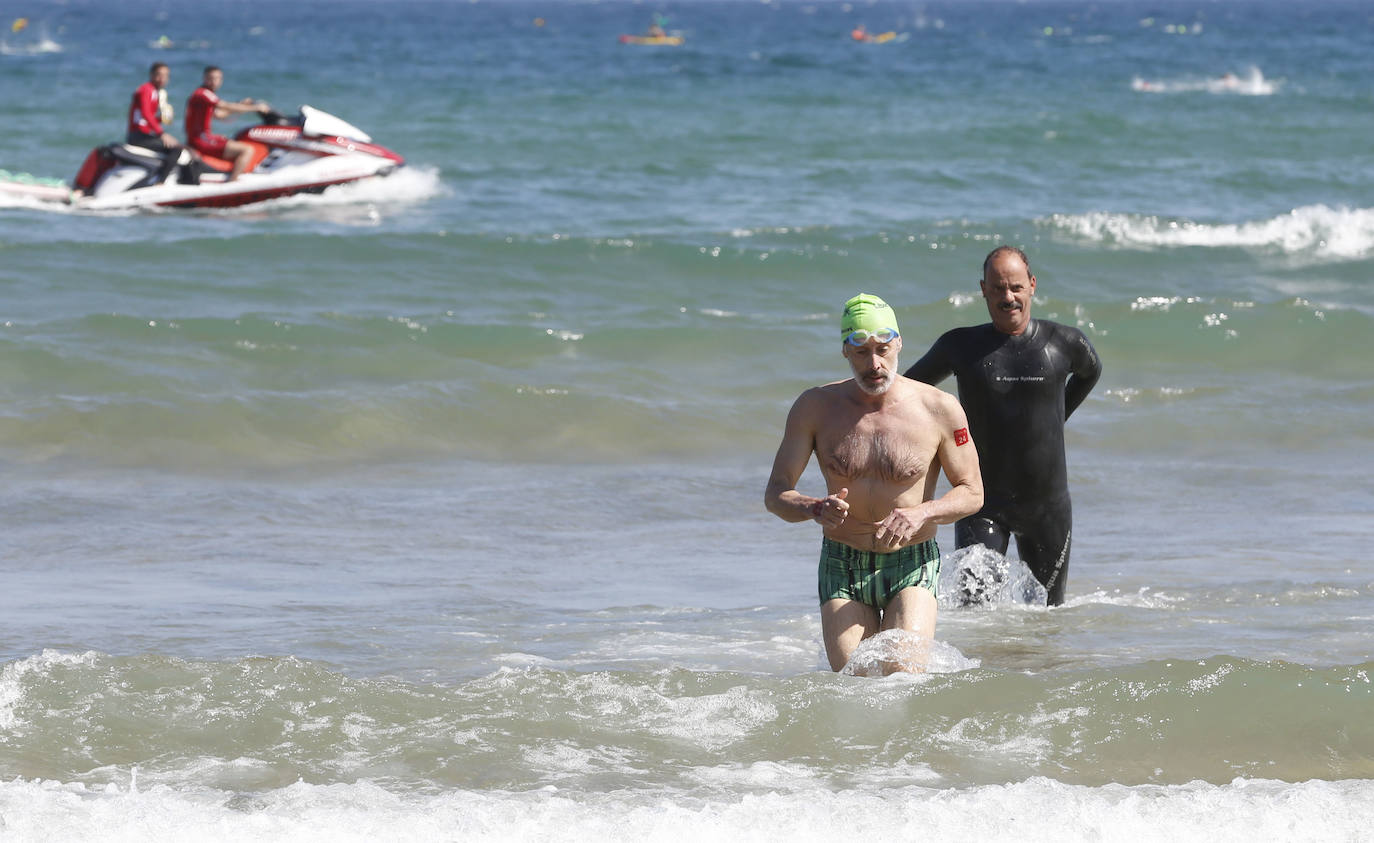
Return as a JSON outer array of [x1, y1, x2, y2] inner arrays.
[[843, 328, 899, 346]]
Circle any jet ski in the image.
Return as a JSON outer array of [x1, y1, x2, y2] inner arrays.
[[3, 105, 404, 210]]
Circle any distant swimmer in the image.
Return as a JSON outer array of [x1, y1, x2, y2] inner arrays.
[[904, 247, 1102, 606], [644, 13, 671, 38], [765, 294, 983, 674], [185, 65, 271, 181]]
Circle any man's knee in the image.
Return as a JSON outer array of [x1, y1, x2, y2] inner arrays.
[[883, 587, 937, 639], [820, 598, 879, 671], [1019, 528, 1071, 605]]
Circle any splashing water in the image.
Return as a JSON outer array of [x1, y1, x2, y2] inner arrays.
[[840, 630, 980, 677], [938, 545, 1049, 609]]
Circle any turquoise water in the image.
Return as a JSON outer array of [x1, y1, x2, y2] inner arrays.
[[2, 1, 1373, 839]]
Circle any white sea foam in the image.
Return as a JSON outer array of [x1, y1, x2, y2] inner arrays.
[[0, 650, 98, 731], [1, 775, 1370, 842], [636, 683, 779, 750], [516, 671, 779, 751], [1130, 66, 1277, 96], [0, 189, 75, 211], [0, 166, 445, 217], [941, 713, 1056, 763], [524, 741, 614, 778], [683, 759, 823, 788], [233, 165, 446, 219], [1065, 588, 1185, 610], [0, 36, 62, 55], [1046, 204, 1374, 260]]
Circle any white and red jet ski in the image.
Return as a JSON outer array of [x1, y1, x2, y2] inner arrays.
[[61, 105, 404, 210]]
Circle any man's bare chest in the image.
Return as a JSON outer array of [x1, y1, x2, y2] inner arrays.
[[817, 413, 933, 484]]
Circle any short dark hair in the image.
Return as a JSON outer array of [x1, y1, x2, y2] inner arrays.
[[149, 62, 168, 74], [983, 245, 1031, 278], [203, 65, 221, 76]]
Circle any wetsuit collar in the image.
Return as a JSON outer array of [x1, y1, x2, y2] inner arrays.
[[991, 318, 1037, 341]]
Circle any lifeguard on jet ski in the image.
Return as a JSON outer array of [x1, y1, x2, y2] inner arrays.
[[64, 104, 404, 210], [2, 67, 404, 211]]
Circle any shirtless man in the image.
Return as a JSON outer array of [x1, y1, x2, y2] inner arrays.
[[185, 66, 271, 181], [904, 247, 1102, 605], [765, 294, 983, 673]]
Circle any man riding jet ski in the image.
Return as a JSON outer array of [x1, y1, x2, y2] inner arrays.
[[68, 102, 405, 210]]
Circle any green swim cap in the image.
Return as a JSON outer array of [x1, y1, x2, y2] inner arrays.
[[840, 293, 899, 337]]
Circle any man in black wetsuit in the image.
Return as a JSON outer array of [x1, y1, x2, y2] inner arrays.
[[904, 246, 1102, 605]]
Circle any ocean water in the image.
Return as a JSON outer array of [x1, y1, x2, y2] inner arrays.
[[2, 0, 1373, 839]]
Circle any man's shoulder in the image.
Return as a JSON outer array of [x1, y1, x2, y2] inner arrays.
[[804, 379, 852, 398], [924, 323, 996, 357], [787, 381, 853, 427], [190, 86, 219, 103], [1037, 319, 1095, 347], [901, 376, 960, 408], [1037, 318, 1084, 336], [794, 380, 848, 404], [937, 324, 988, 341]]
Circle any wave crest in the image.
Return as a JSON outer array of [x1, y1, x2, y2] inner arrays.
[[1130, 66, 1278, 96], [1045, 205, 1374, 260]]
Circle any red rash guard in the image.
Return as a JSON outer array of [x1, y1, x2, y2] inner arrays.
[[127, 81, 164, 138], [185, 86, 228, 156]]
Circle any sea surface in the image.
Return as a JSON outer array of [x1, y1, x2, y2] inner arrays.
[[2, 0, 1373, 839]]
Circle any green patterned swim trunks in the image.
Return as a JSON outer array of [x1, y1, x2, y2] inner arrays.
[[818, 536, 941, 608]]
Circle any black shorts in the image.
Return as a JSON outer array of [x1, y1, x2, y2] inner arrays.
[[125, 132, 171, 154]]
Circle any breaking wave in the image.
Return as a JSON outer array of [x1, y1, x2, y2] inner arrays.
[[1044, 205, 1374, 260], [1130, 66, 1278, 96]]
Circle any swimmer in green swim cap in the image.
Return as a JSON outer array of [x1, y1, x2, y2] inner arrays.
[[764, 292, 985, 674], [840, 293, 900, 347]]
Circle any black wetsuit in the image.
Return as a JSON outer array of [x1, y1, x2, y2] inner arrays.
[[905, 319, 1101, 605]]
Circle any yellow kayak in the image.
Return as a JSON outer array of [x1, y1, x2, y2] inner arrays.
[[851, 29, 902, 44], [619, 34, 683, 46]]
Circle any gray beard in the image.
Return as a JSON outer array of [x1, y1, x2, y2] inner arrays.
[[855, 369, 895, 396]]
